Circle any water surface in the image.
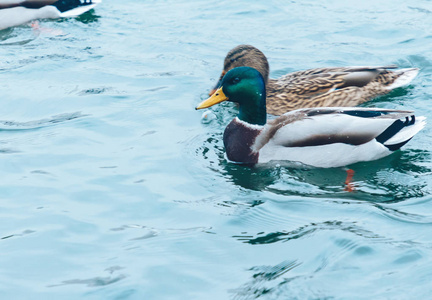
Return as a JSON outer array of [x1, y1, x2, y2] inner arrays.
[[1, 0, 432, 299]]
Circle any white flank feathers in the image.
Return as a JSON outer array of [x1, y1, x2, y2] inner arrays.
[[258, 140, 392, 168], [0, 7, 60, 30], [0, 0, 101, 31], [255, 108, 426, 168], [268, 113, 394, 147]]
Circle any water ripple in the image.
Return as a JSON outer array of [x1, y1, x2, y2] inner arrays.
[[230, 260, 302, 299], [373, 203, 432, 224], [2, 1, 432, 299], [48, 274, 126, 288], [234, 221, 385, 245], [0, 112, 87, 131]]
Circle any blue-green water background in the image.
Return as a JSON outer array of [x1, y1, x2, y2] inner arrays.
[[1, 0, 432, 299]]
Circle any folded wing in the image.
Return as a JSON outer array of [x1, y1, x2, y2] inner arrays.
[[256, 107, 425, 167], [262, 107, 425, 150], [276, 66, 418, 98]]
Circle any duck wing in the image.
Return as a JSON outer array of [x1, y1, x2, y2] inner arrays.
[[282, 65, 397, 79], [255, 108, 425, 167], [266, 67, 419, 115], [274, 108, 423, 147], [276, 65, 412, 96]]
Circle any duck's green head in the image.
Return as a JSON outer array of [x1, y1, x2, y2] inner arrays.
[[196, 67, 266, 125]]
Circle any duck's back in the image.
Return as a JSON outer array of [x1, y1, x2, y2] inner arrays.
[[266, 66, 419, 115]]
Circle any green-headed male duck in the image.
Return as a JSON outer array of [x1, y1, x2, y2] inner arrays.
[[199, 66, 425, 167]]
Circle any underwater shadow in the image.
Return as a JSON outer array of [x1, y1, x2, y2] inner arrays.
[[72, 10, 101, 24], [220, 148, 431, 203], [0, 27, 37, 46], [229, 260, 302, 299]]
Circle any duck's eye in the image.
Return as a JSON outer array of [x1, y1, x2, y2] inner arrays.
[[232, 77, 240, 84]]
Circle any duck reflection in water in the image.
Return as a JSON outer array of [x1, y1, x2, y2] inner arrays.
[[219, 149, 430, 203]]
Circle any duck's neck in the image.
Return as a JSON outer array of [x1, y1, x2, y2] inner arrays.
[[238, 91, 267, 126]]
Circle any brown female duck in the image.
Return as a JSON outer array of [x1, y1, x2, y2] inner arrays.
[[209, 45, 419, 116]]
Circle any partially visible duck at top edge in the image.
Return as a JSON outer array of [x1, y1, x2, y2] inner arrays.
[[209, 45, 419, 116], [198, 66, 425, 168], [0, 0, 101, 31]]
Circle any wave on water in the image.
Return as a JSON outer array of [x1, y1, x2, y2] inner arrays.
[[0, 112, 88, 131]]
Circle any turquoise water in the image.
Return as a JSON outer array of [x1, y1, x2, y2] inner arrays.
[[1, 0, 432, 299]]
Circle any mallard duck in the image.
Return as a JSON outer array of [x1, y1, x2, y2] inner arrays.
[[209, 45, 419, 116], [197, 67, 425, 168], [0, 0, 101, 31]]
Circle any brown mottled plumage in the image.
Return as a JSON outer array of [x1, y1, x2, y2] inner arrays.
[[210, 45, 419, 115]]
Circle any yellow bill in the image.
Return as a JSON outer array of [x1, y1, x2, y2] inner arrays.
[[196, 87, 228, 110]]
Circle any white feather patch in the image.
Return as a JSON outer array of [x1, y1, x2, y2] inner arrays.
[[269, 114, 395, 147], [385, 116, 426, 145], [385, 68, 419, 90], [234, 117, 265, 130], [254, 108, 425, 167], [258, 139, 392, 168]]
